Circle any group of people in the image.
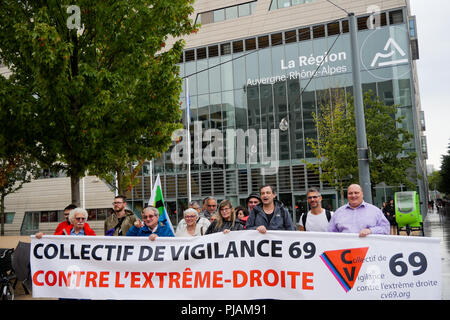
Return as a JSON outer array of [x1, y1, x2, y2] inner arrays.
[[35, 183, 391, 241]]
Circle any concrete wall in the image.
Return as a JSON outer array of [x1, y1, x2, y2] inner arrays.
[[167, 0, 408, 49], [3, 176, 115, 236]]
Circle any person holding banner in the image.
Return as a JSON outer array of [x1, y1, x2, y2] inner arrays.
[[246, 185, 295, 233], [328, 184, 390, 237], [205, 200, 244, 234], [53, 204, 77, 234], [126, 206, 174, 240], [36, 207, 96, 238], [105, 195, 137, 236], [176, 208, 210, 237]]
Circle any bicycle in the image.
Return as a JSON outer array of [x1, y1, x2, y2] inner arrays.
[[0, 248, 15, 300]]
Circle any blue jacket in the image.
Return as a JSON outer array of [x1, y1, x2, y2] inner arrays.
[[246, 200, 295, 231], [126, 221, 174, 237]]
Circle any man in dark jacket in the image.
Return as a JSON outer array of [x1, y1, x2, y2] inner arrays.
[[246, 185, 295, 233]]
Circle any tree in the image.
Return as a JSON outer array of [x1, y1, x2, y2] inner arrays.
[[438, 142, 450, 195], [306, 90, 417, 204], [0, 0, 197, 206], [0, 76, 40, 235]]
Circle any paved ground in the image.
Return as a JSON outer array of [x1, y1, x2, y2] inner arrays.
[[8, 207, 450, 300], [423, 207, 450, 299]]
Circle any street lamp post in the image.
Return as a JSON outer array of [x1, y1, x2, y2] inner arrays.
[[348, 12, 373, 203]]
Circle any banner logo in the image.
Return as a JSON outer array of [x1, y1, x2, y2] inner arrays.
[[320, 247, 369, 292]]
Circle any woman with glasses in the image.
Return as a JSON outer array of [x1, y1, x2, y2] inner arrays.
[[176, 208, 210, 237], [35, 207, 96, 238], [126, 206, 174, 240], [205, 200, 244, 235]]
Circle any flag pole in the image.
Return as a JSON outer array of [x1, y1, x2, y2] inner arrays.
[[186, 78, 192, 203]]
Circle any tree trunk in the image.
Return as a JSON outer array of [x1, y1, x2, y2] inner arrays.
[[0, 194, 5, 236], [71, 176, 81, 207], [117, 170, 124, 196]]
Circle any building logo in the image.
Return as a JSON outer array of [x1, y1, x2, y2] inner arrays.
[[360, 26, 410, 80], [370, 38, 408, 68], [320, 247, 369, 292]]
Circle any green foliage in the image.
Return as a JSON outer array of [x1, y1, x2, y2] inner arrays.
[[0, 1, 197, 200], [438, 143, 450, 195], [306, 90, 417, 201]]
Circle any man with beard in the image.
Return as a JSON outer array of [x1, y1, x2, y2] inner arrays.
[[298, 188, 333, 232], [104, 195, 137, 236]]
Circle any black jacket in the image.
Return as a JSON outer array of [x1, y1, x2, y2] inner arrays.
[[246, 200, 295, 231]]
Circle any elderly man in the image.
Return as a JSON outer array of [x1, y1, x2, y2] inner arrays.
[[328, 184, 390, 237], [199, 196, 218, 220], [126, 206, 174, 240], [36, 207, 96, 237]]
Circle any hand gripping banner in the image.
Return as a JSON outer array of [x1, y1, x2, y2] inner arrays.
[[30, 231, 442, 300]]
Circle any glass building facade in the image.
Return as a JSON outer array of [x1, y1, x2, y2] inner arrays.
[[125, 7, 427, 226]]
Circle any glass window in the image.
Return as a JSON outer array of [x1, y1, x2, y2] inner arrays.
[[247, 85, 260, 129], [299, 27, 311, 41], [233, 40, 244, 53], [245, 38, 257, 51], [238, 3, 251, 17], [271, 33, 283, 46], [288, 79, 304, 159], [302, 90, 317, 158], [313, 25, 325, 38], [209, 57, 221, 93], [225, 6, 238, 20], [214, 9, 225, 22], [357, 16, 369, 30], [197, 59, 209, 95], [196, 47, 207, 60], [201, 11, 214, 25], [327, 22, 340, 36], [258, 35, 270, 49], [208, 45, 219, 57], [185, 49, 195, 62], [220, 43, 231, 56], [278, 0, 291, 8], [389, 10, 403, 25], [5, 212, 15, 224], [284, 30, 297, 43], [221, 55, 234, 91], [233, 51, 246, 89]]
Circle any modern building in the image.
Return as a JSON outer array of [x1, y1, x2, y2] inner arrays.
[[2, 0, 429, 235]]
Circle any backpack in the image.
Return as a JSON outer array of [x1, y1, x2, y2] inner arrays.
[[301, 209, 331, 231]]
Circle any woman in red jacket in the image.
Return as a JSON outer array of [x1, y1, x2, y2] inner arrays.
[[36, 207, 96, 238]]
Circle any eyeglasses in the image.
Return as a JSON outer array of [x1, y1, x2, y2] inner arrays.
[[142, 214, 157, 219], [75, 217, 86, 221], [112, 202, 124, 205], [184, 215, 197, 219], [307, 196, 320, 200], [207, 204, 217, 207], [220, 207, 231, 212]]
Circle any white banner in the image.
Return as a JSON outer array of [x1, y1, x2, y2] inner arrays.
[[30, 231, 442, 300]]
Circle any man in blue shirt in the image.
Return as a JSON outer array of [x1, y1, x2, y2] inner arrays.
[[126, 206, 174, 240]]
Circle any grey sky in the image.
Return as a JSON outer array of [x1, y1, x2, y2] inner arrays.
[[409, 0, 450, 170]]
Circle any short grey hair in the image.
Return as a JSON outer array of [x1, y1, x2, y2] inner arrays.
[[143, 206, 159, 216], [183, 208, 198, 218], [69, 208, 88, 222]]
